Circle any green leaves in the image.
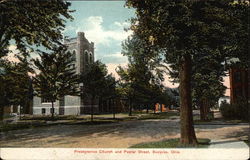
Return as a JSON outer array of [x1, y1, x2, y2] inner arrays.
[[118, 34, 167, 107], [80, 61, 116, 99], [32, 45, 80, 102], [0, 0, 73, 58], [126, 0, 248, 106], [0, 59, 32, 108]]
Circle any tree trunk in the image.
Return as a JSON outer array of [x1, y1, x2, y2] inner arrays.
[[99, 97, 102, 113], [0, 106, 4, 121], [128, 99, 132, 116], [179, 55, 198, 145], [91, 97, 94, 122], [200, 99, 209, 121], [108, 99, 111, 112], [19, 105, 22, 120], [153, 104, 156, 114], [146, 105, 149, 114], [199, 100, 205, 121], [160, 104, 163, 113], [112, 99, 115, 119], [51, 101, 54, 120], [204, 99, 209, 120]]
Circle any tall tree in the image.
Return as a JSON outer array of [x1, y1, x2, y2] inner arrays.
[[191, 49, 227, 121], [0, 0, 73, 119], [0, 60, 16, 120], [126, 0, 239, 145], [0, 57, 33, 120], [0, 0, 73, 58], [118, 34, 166, 114], [32, 46, 80, 119], [80, 61, 115, 121], [103, 74, 117, 119]]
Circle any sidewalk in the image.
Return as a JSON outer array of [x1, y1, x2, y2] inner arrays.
[[209, 139, 249, 148]]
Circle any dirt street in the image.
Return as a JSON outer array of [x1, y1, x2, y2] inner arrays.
[[0, 119, 248, 148]]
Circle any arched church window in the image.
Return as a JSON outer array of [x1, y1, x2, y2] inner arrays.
[[84, 50, 89, 64], [89, 52, 93, 63]]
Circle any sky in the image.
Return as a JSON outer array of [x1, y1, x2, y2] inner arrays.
[[7, 1, 230, 95], [62, 1, 135, 83], [63, 1, 133, 63], [62, 1, 183, 89]]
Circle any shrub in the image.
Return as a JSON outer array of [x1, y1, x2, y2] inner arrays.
[[220, 100, 249, 121], [220, 101, 235, 119]]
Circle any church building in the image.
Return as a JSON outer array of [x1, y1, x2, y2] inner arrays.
[[32, 32, 98, 115]]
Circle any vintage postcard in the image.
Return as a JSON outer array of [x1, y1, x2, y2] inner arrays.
[[0, 0, 249, 160]]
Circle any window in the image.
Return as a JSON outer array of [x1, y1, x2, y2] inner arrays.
[[233, 72, 241, 83], [84, 50, 89, 64], [234, 88, 242, 97], [42, 108, 46, 114], [89, 52, 93, 63]]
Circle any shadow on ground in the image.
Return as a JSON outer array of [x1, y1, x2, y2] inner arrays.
[[0, 119, 180, 147]]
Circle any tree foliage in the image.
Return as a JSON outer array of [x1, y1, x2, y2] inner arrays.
[[117, 34, 168, 114], [0, 56, 32, 120], [32, 46, 79, 118], [80, 61, 116, 121], [126, 0, 248, 145], [0, 0, 73, 57]]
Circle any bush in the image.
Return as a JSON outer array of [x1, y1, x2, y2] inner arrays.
[[220, 100, 249, 121]]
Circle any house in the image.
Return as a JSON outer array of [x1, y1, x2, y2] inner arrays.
[[155, 103, 169, 112], [33, 32, 98, 115], [229, 66, 249, 104], [218, 96, 230, 107]]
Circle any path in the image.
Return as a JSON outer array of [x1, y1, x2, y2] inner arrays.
[[0, 118, 248, 148]]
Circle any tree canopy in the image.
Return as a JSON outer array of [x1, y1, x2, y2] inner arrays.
[[117, 34, 170, 114], [80, 61, 116, 121], [126, 0, 248, 145], [32, 46, 79, 118], [0, 56, 32, 120], [0, 0, 73, 57]]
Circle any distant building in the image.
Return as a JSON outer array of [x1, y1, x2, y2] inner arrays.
[[33, 32, 97, 115], [229, 66, 249, 104], [218, 96, 230, 107], [155, 103, 169, 112]]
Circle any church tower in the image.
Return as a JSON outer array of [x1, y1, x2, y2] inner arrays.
[[64, 32, 94, 74], [33, 32, 97, 115]]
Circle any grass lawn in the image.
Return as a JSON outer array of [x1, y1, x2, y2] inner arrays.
[[0, 119, 118, 132], [224, 119, 249, 123], [243, 140, 249, 147], [21, 115, 85, 121], [20, 111, 179, 121], [3, 114, 15, 119], [138, 112, 179, 120], [0, 122, 45, 132], [130, 138, 210, 148], [1, 111, 179, 132]]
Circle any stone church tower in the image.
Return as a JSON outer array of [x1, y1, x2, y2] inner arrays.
[[33, 32, 97, 115], [64, 32, 94, 74]]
